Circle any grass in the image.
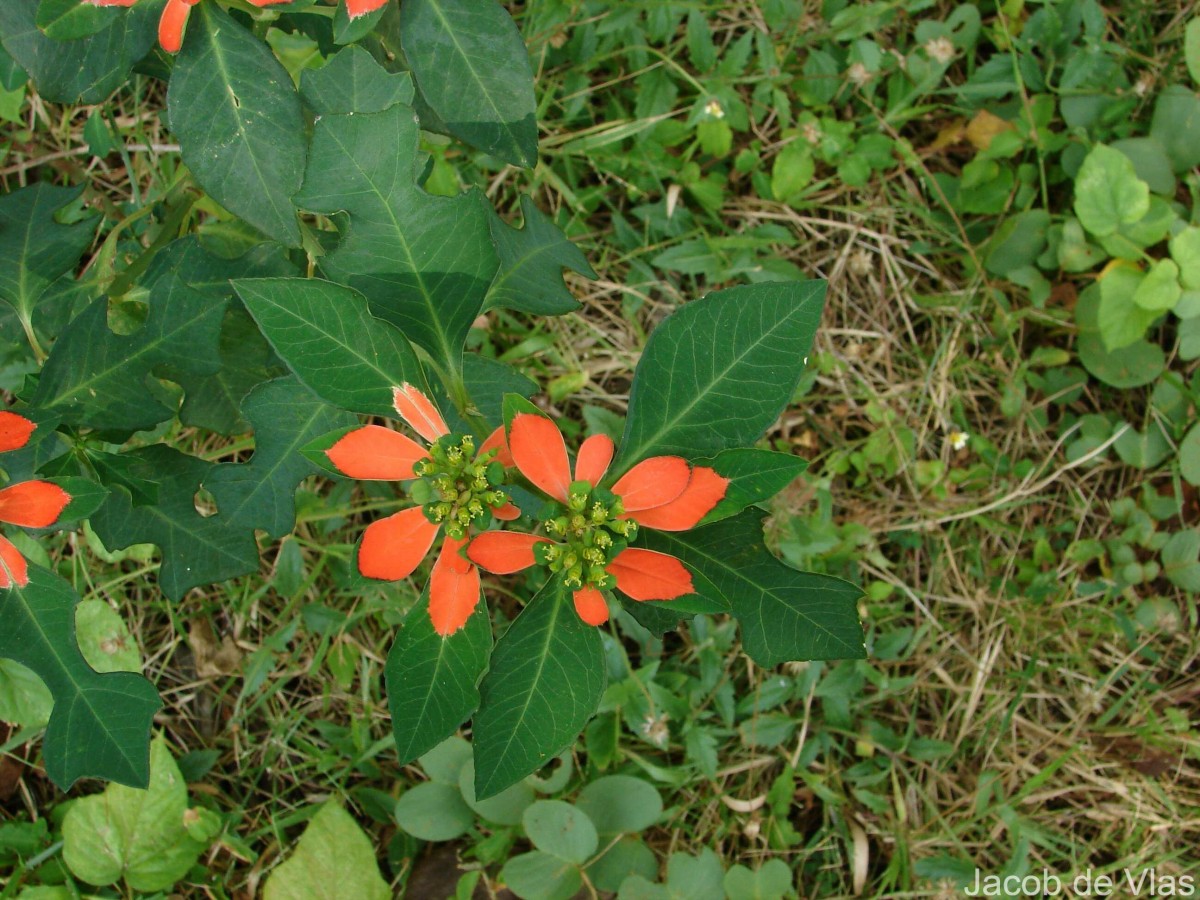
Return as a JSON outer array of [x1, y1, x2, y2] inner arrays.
[[2, 0, 1200, 897]]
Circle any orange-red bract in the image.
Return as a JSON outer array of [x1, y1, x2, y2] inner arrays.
[[0, 412, 35, 454]]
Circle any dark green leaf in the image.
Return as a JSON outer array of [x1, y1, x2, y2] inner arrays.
[[42, 476, 108, 524], [33, 275, 225, 431], [0, 565, 160, 789], [641, 511, 865, 666], [0, 184, 97, 345], [35, 0, 120, 41], [300, 45, 413, 116], [611, 281, 826, 475], [386, 587, 492, 766], [205, 377, 354, 539], [462, 355, 536, 428], [294, 104, 498, 373], [332, 3, 387, 45], [0, 1, 158, 104], [166, 306, 287, 435], [167, 3, 306, 246], [234, 277, 429, 418], [400, 0, 537, 167], [484, 196, 594, 315], [699, 448, 809, 524], [89, 445, 260, 600], [473, 578, 605, 799]]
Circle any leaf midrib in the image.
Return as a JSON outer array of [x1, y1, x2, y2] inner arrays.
[[478, 584, 562, 794], [654, 530, 862, 658], [617, 300, 807, 471]]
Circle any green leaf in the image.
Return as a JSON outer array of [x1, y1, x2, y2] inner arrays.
[[35, 0, 120, 40], [1150, 86, 1200, 173], [771, 144, 815, 204], [1162, 530, 1200, 591], [0, 183, 97, 345], [74, 598, 140, 673], [587, 837, 658, 893], [985, 209, 1050, 276], [0, 1, 158, 104], [418, 735, 472, 785], [400, 0, 537, 167], [1097, 264, 1159, 350], [234, 277, 429, 419], [262, 802, 390, 900], [387, 590, 492, 766], [1170, 226, 1200, 291], [89, 445, 260, 600], [472, 578, 606, 800], [1075, 284, 1165, 388], [166, 306, 287, 435], [697, 449, 808, 524], [575, 775, 663, 835], [612, 281, 825, 474], [0, 658, 53, 728], [500, 851, 583, 900], [723, 859, 793, 900], [167, 3, 306, 246], [641, 511, 864, 666], [33, 275, 226, 431], [332, 2, 386, 45], [0, 565, 160, 789], [205, 377, 354, 539], [295, 106, 497, 374], [1132, 259, 1181, 312], [1188, 19, 1200, 86], [484, 196, 595, 316], [393, 782, 473, 841], [523, 800, 597, 864], [300, 45, 413, 116], [462, 355, 537, 428], [1073, 144, 1150, 237], [458, 757, 536, 825], [44, 476, 109, 525], [62, 738, 211, 892], [1180, 422, 1200, 487]]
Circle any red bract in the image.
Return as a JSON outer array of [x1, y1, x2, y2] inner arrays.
[[467, 414, 728, 626], [0, 412, 72, 589], [323, 384, 517, 637], [85, 0, 390, 54]]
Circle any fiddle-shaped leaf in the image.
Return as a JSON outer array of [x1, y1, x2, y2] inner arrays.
[[472, 578, 605, 799], [640, 511, 865, 666], [33, 275, 225, 432], [294, 103, 498, 375], [400, 0, 538, 167], [387, 588, 492, 766], [299, 45, 414, 117], [0, 1, 159, 104], [611, 280, 826, 475], [205, 377, 354, 539], [0, 564, 160, 789], [484, 195, 595, 316], [167, 2, 306, 246], [0, 183, 97, 347], [89, 445, 260, 601], [234, 277, 429, 419]]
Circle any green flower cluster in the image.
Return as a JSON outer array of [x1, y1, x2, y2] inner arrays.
[[410, 434, 509, 541], [535, 481, 638, 589]]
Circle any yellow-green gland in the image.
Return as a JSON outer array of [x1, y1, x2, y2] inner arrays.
[[533, 481, 632, 589], [411, 434, 510, 540]]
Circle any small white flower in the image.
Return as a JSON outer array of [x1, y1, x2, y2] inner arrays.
[[640, 712, 670, 747], [924, 37, 955, 65], [847, 62, 871, 87], [947, 430, 969, 452], [703, 98, 725, 120]]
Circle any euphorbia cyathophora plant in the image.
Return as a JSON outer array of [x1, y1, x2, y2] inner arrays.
[[0, 0, 865, 798]]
